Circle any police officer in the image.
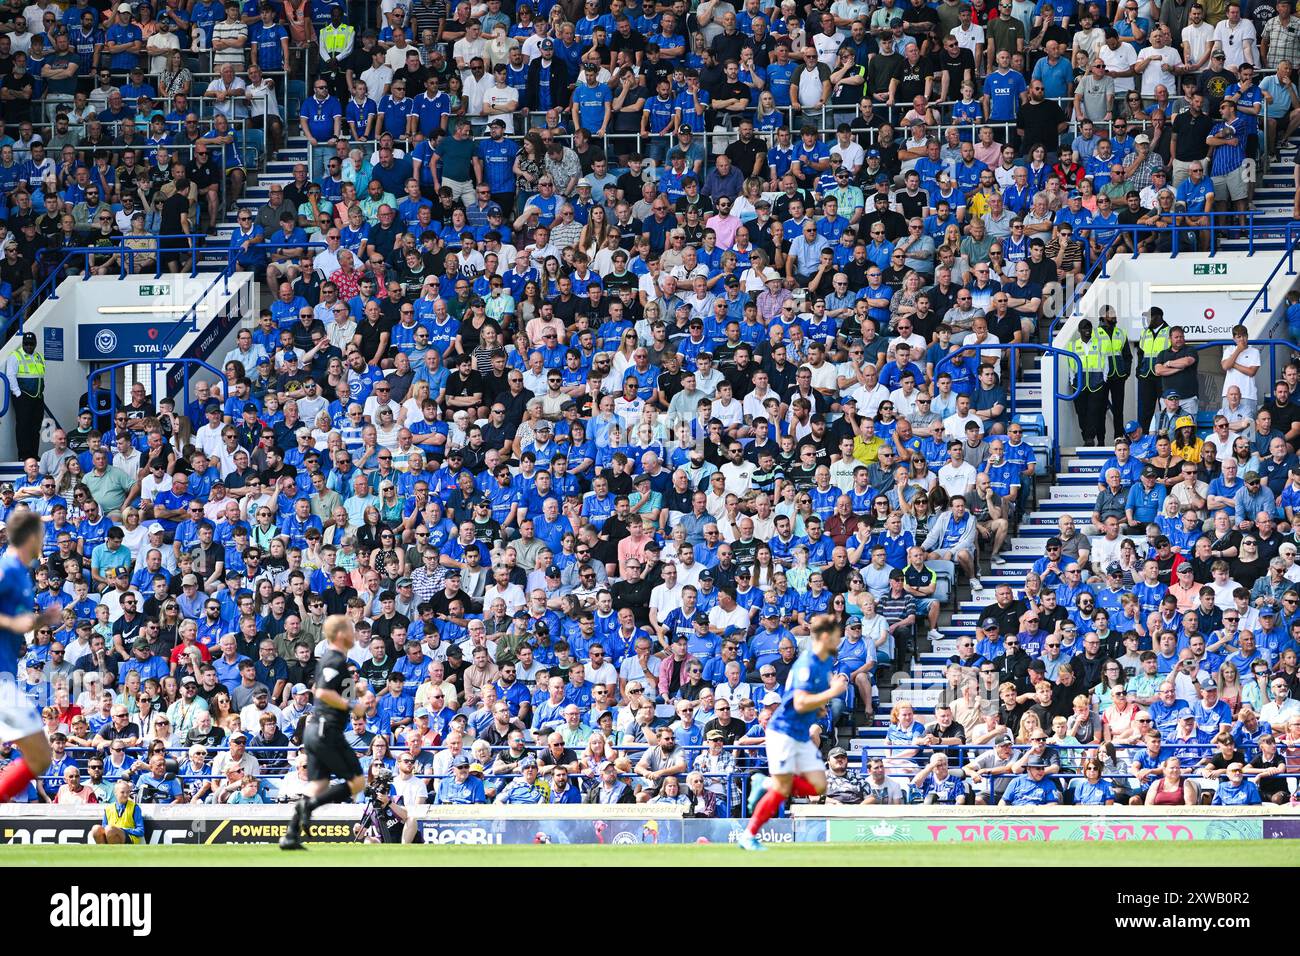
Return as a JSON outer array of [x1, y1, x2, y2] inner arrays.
[[1071, 318, 1107, 446], [1136, 306, 1171, 431], [1096, 305, 1131, 445], [6, 331, 44, 461]]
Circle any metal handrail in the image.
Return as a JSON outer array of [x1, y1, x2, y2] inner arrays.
[[1049, 213, 1297, 343], [1231, 220, 1300, 320], [1185, 338, 1300, 405], [934, 341, 1084, 471], [89, 358, 226, 426]]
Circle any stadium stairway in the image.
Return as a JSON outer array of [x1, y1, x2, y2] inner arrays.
[[196, 134, 313, 268], [94, 123, 1293, 750], [1213, 130, 1299, 253], [850, 415, 1116, 762]]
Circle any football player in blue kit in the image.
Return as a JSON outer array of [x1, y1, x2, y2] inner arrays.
[[738, 613, 846, 852], [0, 511, 64, 802]]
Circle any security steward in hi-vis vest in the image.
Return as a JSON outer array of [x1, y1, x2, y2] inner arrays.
[[1095, 305, 1132, 445], [1070, 318, 1108, 446], [5, 331, 44, 461], [1136, 306, 1171, 433]]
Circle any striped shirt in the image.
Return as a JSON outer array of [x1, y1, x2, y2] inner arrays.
[[1208, 117, 1247, 175], [212, 20, 249, 66], [408, 0, 447, 38]]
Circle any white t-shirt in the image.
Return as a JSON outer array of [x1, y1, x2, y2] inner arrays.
[[650, 581, 682, 623], [1213, 19, 1258, 70], [848, 381, 891, 417], [805, 360, 838, 392], [812, 30, 843, 65], [830, 139, 864, 172], [1139, 45, 1181, 97], [1181, 21, 1215, 65], [962, 330, 1003, 364], [1221, 345, 1260, 402], [360, 65, 393, 99], [937, 461, 977, 498], [140, 473, 170, 504], [943, 411, 982, 437], [1099, 40, 1139, 92], [950, 22, 985, 56], [587, 661, 619, 686], [798, 65, 827, 106], [452, 36, 489, 66], [742, 388, 781, 421], [889, 333, 927, 354], [720, 459, 756, 497], [709, 604, 751, 637], [481, 85, 519, 129], [713, 396, 745, 430]]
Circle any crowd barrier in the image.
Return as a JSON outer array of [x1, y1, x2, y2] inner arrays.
[[0, 804, 1294, 845]]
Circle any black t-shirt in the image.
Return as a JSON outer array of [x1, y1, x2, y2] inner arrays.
[[1263, 398, 1300, 440], [701, 715, 746, 746], [1016, 99, 1066, 154], [354, 316, 391, 358], [1155, 344, 1198, 399], [312, 647, 351, 731], [895, 188, 927, 221], [0, 73, 33, 122], [981, 598, 1027, 636], [1248, 752, 1287, 798], [866, 51, 901, 96], [891, 58, 927, 103], [1172, 110, 1213, 162], [711, 79, 750, 110], [160, 192, 192, 238], [187, 157, 220, 189], [725, 136, 767, 178], [902, 4, 940, 38], [444, 369, 485, 403], [551, 293, 580, 325], [1117, 205, 1150, 227], [929, 47, 975, 98], [1208, 528, 1242, 559]]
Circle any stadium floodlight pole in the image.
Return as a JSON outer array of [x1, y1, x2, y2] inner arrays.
[[280, 614, 369, 850]]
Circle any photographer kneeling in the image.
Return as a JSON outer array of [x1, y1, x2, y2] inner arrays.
[[355, 765, 423, 844]]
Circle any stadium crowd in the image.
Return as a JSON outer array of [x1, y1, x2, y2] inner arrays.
[[0, 0, 1298, 820]]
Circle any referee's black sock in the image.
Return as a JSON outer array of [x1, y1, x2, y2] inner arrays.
[[305, 782, 353, 813]]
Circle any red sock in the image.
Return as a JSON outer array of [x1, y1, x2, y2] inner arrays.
[[0, 758, 35, 802], [791, 776, 818, 798], [747, 787, 786, 835]]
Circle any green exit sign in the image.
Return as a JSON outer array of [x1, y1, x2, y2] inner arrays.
[[1193, 263, 1228, 276], [137, 284, 172, 296]]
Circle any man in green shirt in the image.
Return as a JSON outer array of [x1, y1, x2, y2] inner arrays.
[[82, 448, 135, 517]]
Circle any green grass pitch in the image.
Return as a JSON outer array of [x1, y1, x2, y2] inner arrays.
[[0, 840, 1291, 866]]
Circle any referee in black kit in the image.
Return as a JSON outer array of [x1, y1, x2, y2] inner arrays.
[[281, 615, 368, 851]]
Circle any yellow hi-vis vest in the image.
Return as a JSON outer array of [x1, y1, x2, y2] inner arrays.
[[1072, 335, 1106, 392], [15, 349, 43, 397], [1137, 324, 1171, 377], [1095, 325, 1128, 377], [103, 800, 143, 844]]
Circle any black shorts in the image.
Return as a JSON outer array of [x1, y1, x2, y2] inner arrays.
[[304, 718, 362, 783]]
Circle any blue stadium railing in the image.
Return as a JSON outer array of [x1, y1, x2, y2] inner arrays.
[[88, 359, 226, 429], [1049, 213, 1299, 343], [44, 743, 1298, 812], [934, 341, 1084, 473]]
